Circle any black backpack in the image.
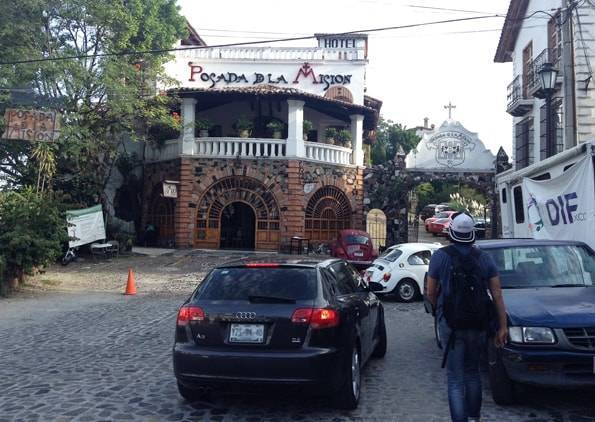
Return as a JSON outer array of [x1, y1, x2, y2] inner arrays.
[[440, 245, 494, 367]]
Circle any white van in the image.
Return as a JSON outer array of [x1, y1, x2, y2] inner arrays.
[[496, 140, 594, 244]]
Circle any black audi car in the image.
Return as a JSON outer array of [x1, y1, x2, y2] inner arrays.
[[173, 258, 387, 409]]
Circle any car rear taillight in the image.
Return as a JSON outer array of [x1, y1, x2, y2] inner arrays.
[[383, 272, 391, 282], [177, 305, 205, 326], [291, 308, 340, 329]]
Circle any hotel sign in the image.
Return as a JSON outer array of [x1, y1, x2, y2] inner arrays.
[[1, 108, 61, 142], [188, 62, 352, 91]]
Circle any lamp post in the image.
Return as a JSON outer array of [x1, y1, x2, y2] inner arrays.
[[538, 62, 559, 158]]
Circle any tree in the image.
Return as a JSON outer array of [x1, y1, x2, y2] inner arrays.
[[0, 0, 186, 205], [0, 189, 68, 295], [371, 117, 421, 165]]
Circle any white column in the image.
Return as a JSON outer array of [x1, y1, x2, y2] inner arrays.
[[350, 114, 364, 166], [181, 97, 197, 155], [287, 99, 305, 157]]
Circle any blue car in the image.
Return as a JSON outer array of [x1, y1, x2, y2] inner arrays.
[[476, 239, 595, 405]]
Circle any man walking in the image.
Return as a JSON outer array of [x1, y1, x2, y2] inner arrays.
[[426, 212, 508, 422]]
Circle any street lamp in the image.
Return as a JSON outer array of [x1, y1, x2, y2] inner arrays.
[[538, 62, 559, 157]]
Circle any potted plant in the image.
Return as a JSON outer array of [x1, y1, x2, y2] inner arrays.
[[195, 118, 211, 137], [325, 127, 337, 145], [337, 129, 352, 148], [233, 116, 253, 138], [266, 120, 285, 139], [303, 120, 313, 141]]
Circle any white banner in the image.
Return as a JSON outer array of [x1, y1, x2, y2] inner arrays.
[[66, 205, 106, 248], [522, 156, 595, 249]]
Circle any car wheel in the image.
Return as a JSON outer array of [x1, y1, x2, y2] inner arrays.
[[334, 342, 361, 410], [394, 279, 418, 303], [488, 346, 517, 405], [177, 381, 207, 402], [434, 316, 443, 350], [372, 310, 387, 358]]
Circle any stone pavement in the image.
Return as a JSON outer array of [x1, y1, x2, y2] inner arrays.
[[1, 292, 593, 421]]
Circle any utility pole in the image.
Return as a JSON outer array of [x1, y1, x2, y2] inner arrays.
[[562, 0, 577, 149]]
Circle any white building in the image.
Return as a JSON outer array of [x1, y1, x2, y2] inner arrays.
[[494, 0, 595, 239], [495, 0, 595, 169]]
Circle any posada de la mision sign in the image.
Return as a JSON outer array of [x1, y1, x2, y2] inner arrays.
[[188, 62, 353, 91]]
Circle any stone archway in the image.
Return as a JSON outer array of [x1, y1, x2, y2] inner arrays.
[[195, 176, 280, 250], [364, 160, 497, 246], [305, 185, 352, 242]]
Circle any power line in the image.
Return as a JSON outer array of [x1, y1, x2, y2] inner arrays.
[[406, 5, 506, 16], [0, 14, 502, 66]]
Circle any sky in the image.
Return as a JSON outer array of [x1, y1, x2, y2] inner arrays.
[[179, 0, 513, 155]]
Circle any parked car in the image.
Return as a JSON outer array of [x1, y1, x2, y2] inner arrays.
[[330, 229, 378, 270], [365, 242, 442, 302], [428, 215, 454, 236], [420, 204, 438, 221], [435, 203, 454, 214], [424, 239, 595, 404], [173, 258, 387, 410], [424, 211, 456, 232]]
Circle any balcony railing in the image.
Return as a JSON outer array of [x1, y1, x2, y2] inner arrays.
[[305, 141, 352, 165], [146, 138, 355, 166], [507, 75, 522, 108], [176, 46, 365, 62], [195, 137, 286, 158], [527, 48, 562, 98]]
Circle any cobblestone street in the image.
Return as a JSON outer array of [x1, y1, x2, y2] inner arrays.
[[1, 289, 594, 421]]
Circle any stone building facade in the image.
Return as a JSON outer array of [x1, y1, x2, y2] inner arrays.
[[142, 31, 378, 250]]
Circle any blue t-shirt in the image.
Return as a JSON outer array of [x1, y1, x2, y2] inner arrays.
[[428, 243, 499, 320]]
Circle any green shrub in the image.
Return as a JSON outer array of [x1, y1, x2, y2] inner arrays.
[[0, 188, 68, 291]]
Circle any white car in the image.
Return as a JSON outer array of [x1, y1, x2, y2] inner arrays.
[[365, 242, 442, 302]]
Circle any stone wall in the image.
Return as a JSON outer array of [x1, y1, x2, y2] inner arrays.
[[143, 157, 364, 250]]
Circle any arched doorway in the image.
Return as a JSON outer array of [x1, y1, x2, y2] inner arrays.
[[195, 176, 280, 250], [305, 185, 352, 242], [220, 202, 256, 250], [366, 209, 387, 252]]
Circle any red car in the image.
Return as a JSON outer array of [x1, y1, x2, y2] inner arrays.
[[424, 211, 455, 232], [330, 229, 377, 270], [428, 215, 453, 236]]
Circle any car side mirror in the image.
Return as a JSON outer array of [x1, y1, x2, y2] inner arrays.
[[368, 281, 384, 292]]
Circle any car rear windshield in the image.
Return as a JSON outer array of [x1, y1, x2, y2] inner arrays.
[[344, 235, 369, 245], [380, 248, 403, 262], [197, 267, 318, 301], [484, 245, 595, 288]]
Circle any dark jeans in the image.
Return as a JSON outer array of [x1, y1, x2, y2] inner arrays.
[[440, 319, 485, 422]]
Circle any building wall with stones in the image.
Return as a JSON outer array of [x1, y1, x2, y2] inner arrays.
[[142, 157, 364, 250]]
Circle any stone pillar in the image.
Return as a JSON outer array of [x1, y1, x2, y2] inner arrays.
[[283, 160, 306, 241], [175, 158, 194, 248], [287, 100, 305, 157], [350, 114, 364, 166], [181, 97, 197, 155]]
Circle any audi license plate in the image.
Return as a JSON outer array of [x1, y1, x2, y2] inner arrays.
[[229, 324, 265, 343], [353, 251, 364, 257]]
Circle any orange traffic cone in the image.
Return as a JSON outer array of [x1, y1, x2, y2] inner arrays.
[[124, 268, 137, 295]]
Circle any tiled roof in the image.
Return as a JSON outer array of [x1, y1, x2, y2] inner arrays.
[[494, 0, 529, 63], [172, 85, 378, 115]]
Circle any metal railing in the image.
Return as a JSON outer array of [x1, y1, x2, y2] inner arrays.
[[177, 47, 365, 61], [507, 75, 523, 109]]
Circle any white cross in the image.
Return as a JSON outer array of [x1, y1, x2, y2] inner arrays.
[[444, 101, 456, 119]]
